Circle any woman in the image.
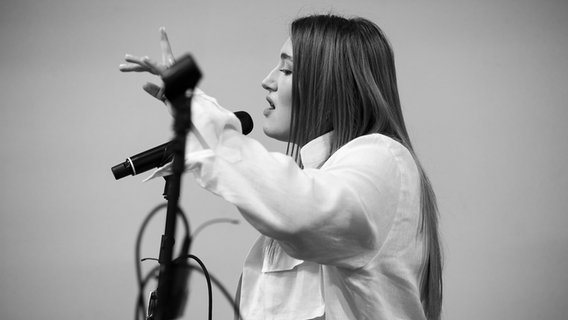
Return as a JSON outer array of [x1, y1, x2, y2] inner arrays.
[[121, 14, 443, 320]]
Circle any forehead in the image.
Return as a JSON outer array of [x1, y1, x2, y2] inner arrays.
[[280, 38, 293, 60]]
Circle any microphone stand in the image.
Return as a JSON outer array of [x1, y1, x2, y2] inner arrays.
[[150, 54, 202, 320]]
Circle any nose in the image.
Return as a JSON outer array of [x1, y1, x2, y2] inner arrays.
[[261, 67, 278, 92]]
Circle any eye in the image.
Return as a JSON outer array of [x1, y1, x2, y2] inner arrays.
[[279, 69, 292, 76]]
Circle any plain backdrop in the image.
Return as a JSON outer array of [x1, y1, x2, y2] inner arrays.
[[1, 0, 567, 319]]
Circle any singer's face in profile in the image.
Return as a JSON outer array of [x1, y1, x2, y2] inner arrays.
[[261, 38, 293, 142]]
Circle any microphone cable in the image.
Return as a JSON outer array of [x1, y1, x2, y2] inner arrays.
[[134, 203, 242, 320]]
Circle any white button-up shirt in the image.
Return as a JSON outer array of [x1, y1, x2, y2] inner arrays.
[[149, 90, 427, 320]]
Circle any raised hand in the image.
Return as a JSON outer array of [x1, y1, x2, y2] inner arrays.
[[119, 27, 175, 101]]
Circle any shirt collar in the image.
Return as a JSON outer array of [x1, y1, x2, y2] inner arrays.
[[300, 131, 333, 169]]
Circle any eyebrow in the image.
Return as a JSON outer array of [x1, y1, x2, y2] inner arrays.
[[281, 52, 293, 62]]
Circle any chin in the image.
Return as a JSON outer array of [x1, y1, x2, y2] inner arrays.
[[263, 127, 289, 142]]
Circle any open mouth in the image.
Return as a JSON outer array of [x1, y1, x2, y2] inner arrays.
[[266, 97, 275, 110]]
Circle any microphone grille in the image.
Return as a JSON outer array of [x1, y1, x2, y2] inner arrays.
[[234, 111, 254, 135]]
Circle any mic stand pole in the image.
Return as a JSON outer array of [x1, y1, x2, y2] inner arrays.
[[151, 54, 202, 320]]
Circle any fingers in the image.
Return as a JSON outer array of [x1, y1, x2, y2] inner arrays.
[[160, 27, 175, 66], [119, 28, 174, 74], [140, 56, 163, 75], [118, 63, 147, 72], [143, 82, 166, 102], [119, 54, 148, 72], [119, 54, 162, 74]]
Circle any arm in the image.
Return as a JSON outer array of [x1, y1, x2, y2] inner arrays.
[[119, 29, 404, 269], [173, 95, 405, 270]]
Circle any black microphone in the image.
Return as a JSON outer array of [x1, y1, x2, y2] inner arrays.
[[111, 111, 253, 180]]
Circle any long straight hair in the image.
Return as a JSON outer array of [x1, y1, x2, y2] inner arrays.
[[288, 14, 443, 320]]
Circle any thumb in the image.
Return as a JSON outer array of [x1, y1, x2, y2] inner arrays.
[[143, 82, 165, 102]]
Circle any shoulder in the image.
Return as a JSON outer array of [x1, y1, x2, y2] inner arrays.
[[321, 134, 420, 193], [328, 134, 415, 169]]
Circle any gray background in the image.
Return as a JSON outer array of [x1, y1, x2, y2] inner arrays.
[[1, 0, 567, 319]]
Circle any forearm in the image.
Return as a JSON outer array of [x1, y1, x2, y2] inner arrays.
[[187, 130, 386, 268]]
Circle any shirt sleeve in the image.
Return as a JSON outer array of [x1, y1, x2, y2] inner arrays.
[[150, 91, 406, 269]]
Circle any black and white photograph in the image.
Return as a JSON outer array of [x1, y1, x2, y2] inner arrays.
[[0, 1, 566, 319]]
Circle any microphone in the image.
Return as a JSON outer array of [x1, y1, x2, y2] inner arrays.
[[111, 111, 253, 180]]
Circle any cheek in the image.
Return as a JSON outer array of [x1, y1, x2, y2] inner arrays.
[[279, 84, 293, 134], [263, 108, 292, 141], [281, 79, 293, 106], [273, 109, 292, 130]]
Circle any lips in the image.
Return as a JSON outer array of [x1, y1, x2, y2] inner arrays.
[[266, 96, 276, 110]]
